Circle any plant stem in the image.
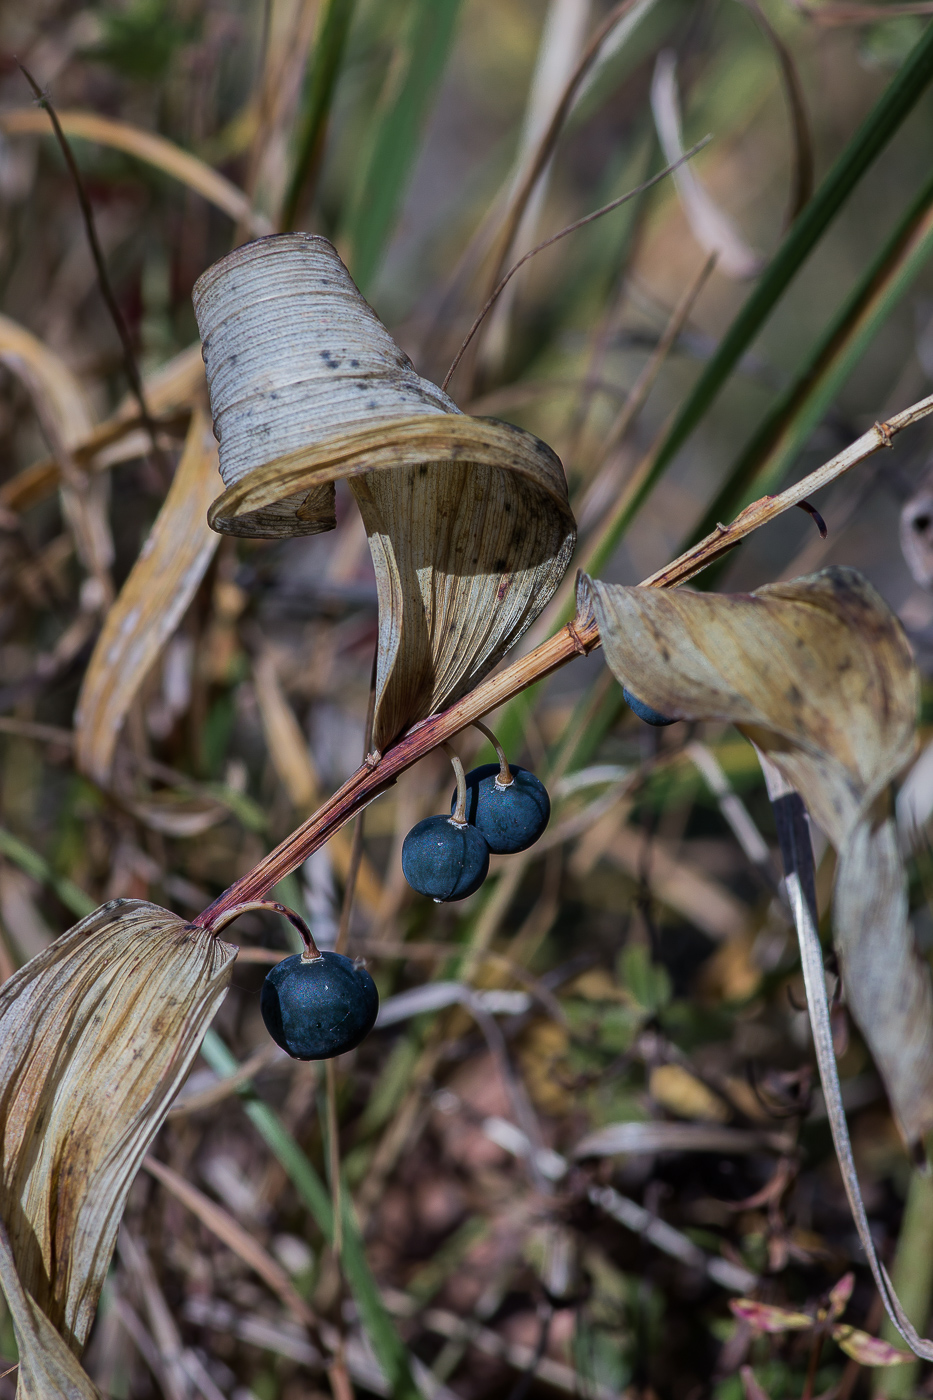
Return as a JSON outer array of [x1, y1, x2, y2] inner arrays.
[[872, 1168, 933, 1398], [473, 719, 512, 786], [193, 392, 933, 933]]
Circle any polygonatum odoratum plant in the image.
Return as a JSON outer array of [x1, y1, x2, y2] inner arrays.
[[6, 228, 933, 1384]]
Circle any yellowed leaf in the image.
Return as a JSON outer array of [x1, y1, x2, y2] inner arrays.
[[729, 1298, 813, 1333], [0, 109, 271, 237], [583, 566, 933, 1144], [193, 233, 576, 751], [74, 407, 220, 787], [0, 898, 235, 1353]]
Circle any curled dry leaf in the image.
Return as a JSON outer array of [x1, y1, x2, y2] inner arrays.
[[192, 233, 576, 751], [74, 407, 221, 787], [0, 898, 234, 1356], [582, 566, 933, 1145]]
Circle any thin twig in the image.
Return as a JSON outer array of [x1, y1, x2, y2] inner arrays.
[[193, 391, 933, 929], [18, 66, 167, 474], [442, 139, 711, 393]]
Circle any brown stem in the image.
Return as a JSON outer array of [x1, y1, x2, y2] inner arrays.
[[192, 390, 933, 931], [445, 742, 469, 824], [204, 899, 322, 960], [473, 720, 512, 787]]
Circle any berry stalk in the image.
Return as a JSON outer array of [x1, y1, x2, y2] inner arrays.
[[193, 393, 933, 935]]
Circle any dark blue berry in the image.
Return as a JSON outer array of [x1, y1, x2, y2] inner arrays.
[[623, 686, 678, 727], [260, 951, 379, 1060], [451, 764, 550, 855], [402, 816, 490, 901]]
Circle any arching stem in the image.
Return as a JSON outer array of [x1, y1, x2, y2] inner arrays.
[[203, 900, 323, 963], [444, 743, 468, 825], [473, 719, 512, 787]]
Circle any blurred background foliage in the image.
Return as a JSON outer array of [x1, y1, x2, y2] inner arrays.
[[4, 0, 933, 1397]]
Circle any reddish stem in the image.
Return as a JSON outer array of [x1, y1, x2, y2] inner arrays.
[[194, 617, 599, 931]]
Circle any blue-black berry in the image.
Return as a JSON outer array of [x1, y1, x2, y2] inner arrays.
[[260, 951, 379, 1060], [402, 816, 490, 901], [451, 763, 550, 854], [623, 686, 678, 727]]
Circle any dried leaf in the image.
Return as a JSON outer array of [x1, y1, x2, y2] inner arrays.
[[650, 51, 763, 279], [583, 566, 933, 1145], [193, 233, 576, 750], [831, 1324, 913, 1366], [0, 1222, 101, 1399], [729, 1299, 813, 1333], [74, 408, 220, 787], [0, 898, 235, 1353], [0, 109, 272, 237]]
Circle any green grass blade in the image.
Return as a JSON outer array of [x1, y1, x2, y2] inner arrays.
[[691, 164, 933, 543], [0, 825, 96, 920], [346, 0, 463, 292], [282, 0, 358, 230], [584, 17, 933, 578], [200, 1030, 423, 1399]]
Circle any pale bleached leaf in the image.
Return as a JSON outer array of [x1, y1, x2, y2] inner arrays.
[[193, 233, 576, 750], [74, 407, 220, 787], [0, 1223, 101, 1399], [0, 898, 234, 1353], [651, 51, 762, 279], [832, 1325, 913, 1367], [583, 566, 933, 1145]]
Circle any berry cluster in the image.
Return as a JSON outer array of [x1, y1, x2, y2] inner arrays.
[[401, 723, 550, 903]]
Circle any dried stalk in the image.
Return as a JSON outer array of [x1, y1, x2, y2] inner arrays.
[[193, 390, 933, 931]]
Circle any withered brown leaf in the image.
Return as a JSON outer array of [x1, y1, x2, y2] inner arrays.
[[582, 566, 933, 1144], [193, 234, 576, 751], [0, 898, 234, 1356]]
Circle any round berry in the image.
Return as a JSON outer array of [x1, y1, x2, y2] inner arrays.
[[260, 951, 379, 1060], [451, 763, 550, 855], [623, 686, 678, 727], [402, 816, 490, 901]]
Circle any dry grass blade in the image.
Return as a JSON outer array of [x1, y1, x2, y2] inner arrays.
[[74, 407, 220, 787], [0, 312, 112, 594], [650, 52, 762, 279], [761, 758, 933, 1360], [0, 898, 235, 1354], [141, 1157, 319, 1332], [0, 109, 272, 236], [583, 566, 932, 1145]]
